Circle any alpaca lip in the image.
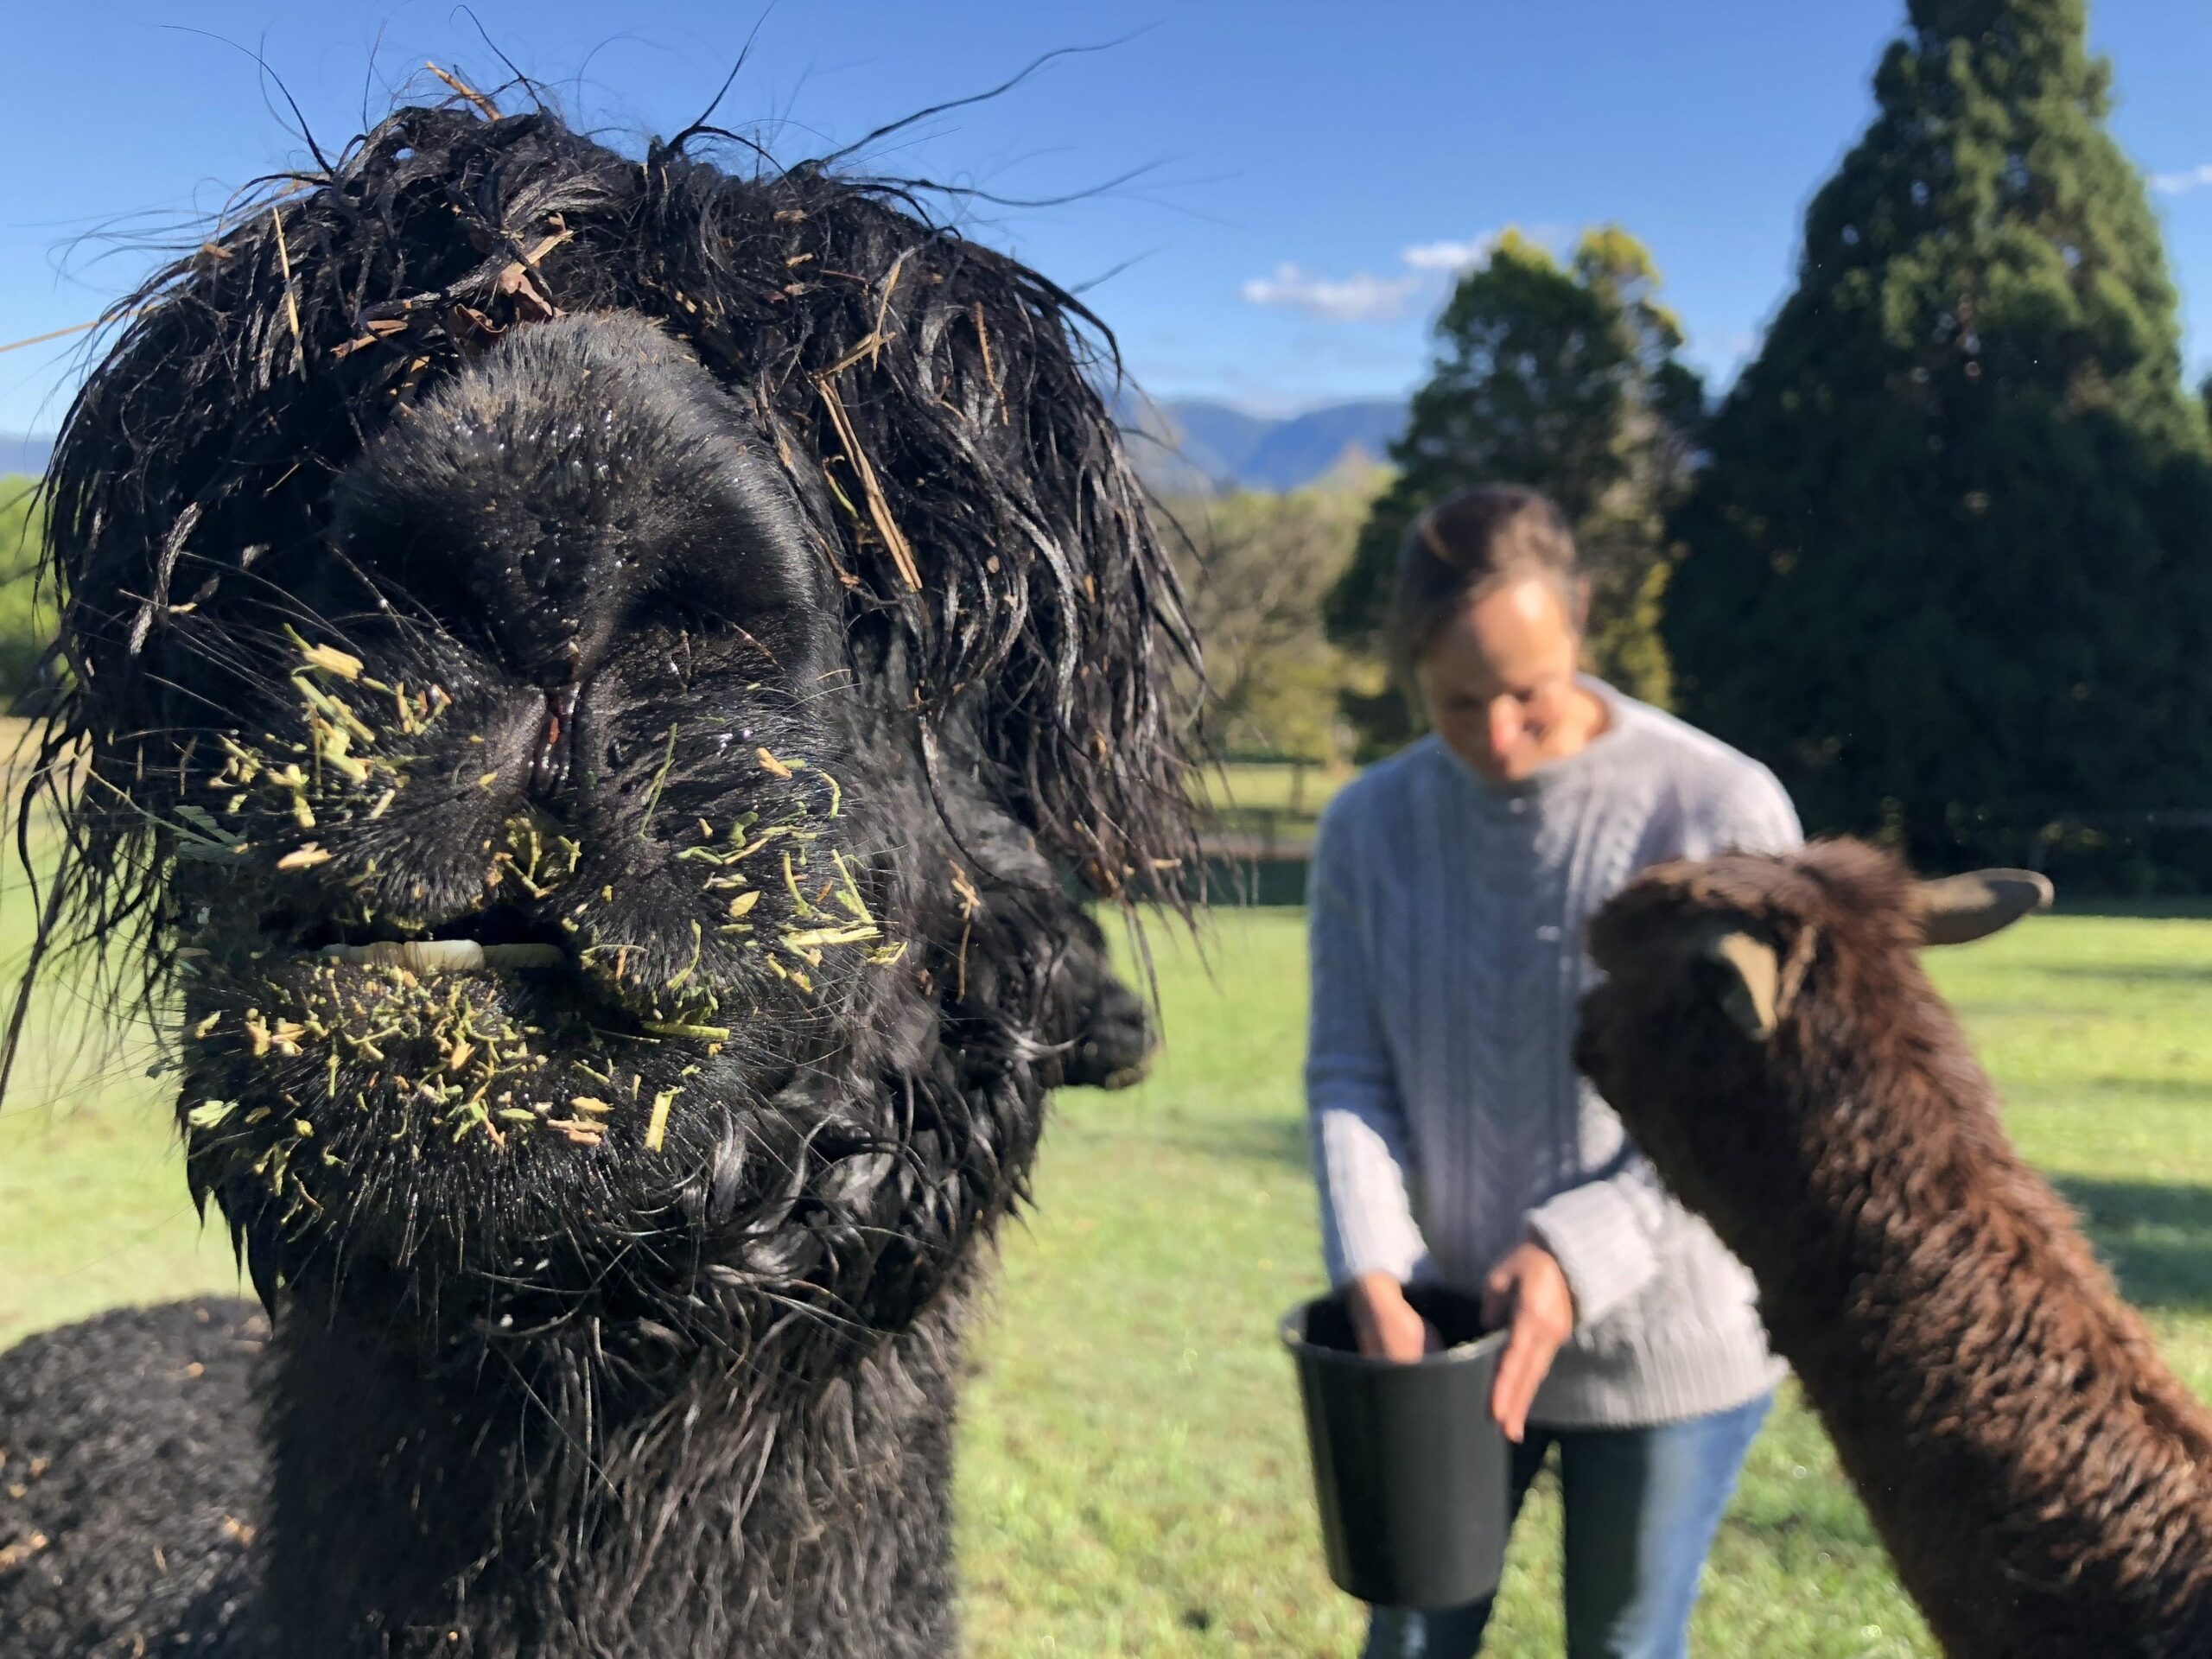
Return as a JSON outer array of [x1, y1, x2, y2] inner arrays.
[[314, 938, 568, 975], [283, 899, 580, 976]]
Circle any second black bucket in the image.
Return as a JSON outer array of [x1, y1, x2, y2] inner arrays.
[[1281, 1283, 1511, 1611]]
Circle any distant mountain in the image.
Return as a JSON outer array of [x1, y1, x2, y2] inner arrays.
[[1154, 401, 1274, 486], [0, 435, 51, 479], [1236, 401, 1405, 492], [4, 396, 1410, 497], [1110, 394, 1404, 496], [1110, 395, 1221, 498]]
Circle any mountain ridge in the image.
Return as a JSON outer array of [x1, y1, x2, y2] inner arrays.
[[4, 402, 1407, 499], [1112, 395, 1403, 495]]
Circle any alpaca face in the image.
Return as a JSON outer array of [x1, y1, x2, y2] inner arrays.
[[164, 313, 920, 1296], [1574, 842, 2049, 1219], [39, 107, 1201, 1356], [1572, 853, 1824, 1217]]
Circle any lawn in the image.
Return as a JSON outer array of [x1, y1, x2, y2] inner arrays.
[[6, 887, 2212, 1656]]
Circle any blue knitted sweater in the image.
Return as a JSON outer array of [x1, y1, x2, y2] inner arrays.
[[1304, 680, 1799, 1426]]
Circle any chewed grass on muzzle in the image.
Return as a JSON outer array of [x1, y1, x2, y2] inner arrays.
[[161, 626, 905, 1235], [2, 73, 1210, 1659]]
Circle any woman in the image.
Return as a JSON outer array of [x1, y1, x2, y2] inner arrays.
[[1305, 486, 1799, 1659]]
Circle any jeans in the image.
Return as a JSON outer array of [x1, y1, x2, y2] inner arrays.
[[1361, 1390, 1771, 1659]]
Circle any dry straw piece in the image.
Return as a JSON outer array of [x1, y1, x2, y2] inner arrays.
[[815, 377, 922, 591]]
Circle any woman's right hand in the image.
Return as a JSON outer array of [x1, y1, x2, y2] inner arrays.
[[1346, 1272, 1440, 1362]]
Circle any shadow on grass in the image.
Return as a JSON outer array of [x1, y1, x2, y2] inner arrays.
[[1951, 998, 2091, 1022], [2053, 1176, 2212, 1312], [2044, 963, 2212, 985], [2010, 1077, 2212, 1109], [2050, 899, 2212, 921], [1178, 1115, 1313, 1173], [1141, 1128, 2212, 1311], [2078, 1077, 2212, 1106]]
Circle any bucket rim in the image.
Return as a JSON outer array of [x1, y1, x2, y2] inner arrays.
[[1277, 1293, 1509, 1371]]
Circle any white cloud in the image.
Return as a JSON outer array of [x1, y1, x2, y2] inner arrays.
[[1238, 263, 1422, 322], [1401, 234, 1502, 273], [1241, 226, 1572, 323], [2153, 162, 2212, 196]]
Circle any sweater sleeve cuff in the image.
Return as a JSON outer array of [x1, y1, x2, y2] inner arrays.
[[1524, 1180, 1659, 1325], [1314, 1109, 1433, 1289]]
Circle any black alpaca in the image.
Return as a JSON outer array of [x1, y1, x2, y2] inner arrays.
[[0, 91, 1198, 1658]]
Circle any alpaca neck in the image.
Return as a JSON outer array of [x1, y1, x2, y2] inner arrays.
[[1715, 1086, 2212, 1657], [257, 1291, 965, 1659]]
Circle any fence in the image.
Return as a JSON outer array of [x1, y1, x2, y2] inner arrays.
[[1198, 806, 1315, 907], [1189, 807, 2212, 910]]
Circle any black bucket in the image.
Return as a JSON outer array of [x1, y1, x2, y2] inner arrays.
[[1281, 1284, 1512, 1611]]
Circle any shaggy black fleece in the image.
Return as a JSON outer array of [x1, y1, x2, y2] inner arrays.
[[0, 85, 1199, 1659], [0, 1301, 268, 1656]]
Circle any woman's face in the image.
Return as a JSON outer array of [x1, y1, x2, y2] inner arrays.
[[1416, 576, 1587, 784]]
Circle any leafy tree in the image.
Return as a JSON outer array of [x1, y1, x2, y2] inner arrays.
[[1171, 459, 1385, 773], [1667, 0, 2212, 874], [0, 478, 57, 715], [1326, 227, 1702, 753]]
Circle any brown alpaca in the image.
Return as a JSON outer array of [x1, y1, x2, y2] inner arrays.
[[1573, 838, 2212, 1659]]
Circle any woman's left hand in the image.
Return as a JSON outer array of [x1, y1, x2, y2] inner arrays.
[[1482, 1243, 1576, 1443]]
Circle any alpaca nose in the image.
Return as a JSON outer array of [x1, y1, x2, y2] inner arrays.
[[486, 539, 622, 693]]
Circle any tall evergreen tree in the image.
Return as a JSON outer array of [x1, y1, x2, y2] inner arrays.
[[1326, 228, 1701, 753], [1667, 0, 2212, 874]]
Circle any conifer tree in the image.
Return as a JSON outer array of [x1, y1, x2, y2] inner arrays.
[[1668, 0, 2212, 870]]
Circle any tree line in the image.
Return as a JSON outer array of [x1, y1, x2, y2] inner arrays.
[[1, 1, 2202, 884], [1177, 0, 2212, 888]]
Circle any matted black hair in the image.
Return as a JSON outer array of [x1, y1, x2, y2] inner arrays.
[[22, 86, 1204, 1048]]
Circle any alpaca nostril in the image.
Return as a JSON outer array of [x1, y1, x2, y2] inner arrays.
[[530, 683, 583, 799]]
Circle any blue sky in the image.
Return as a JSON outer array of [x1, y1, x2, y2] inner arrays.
[[5, 2, 2212, 433]]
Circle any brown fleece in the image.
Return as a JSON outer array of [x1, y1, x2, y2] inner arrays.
[[1576, 838, 2212, 1659]]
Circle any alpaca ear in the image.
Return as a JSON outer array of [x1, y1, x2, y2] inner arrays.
[[1909, 870, 2054, 947], [1700, 929, 1781, 1040]]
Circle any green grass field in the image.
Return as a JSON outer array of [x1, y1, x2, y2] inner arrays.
[[6, 891, 2212, 1656]]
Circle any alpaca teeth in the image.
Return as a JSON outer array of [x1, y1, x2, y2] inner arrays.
[[316, 940, 566, 974]]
